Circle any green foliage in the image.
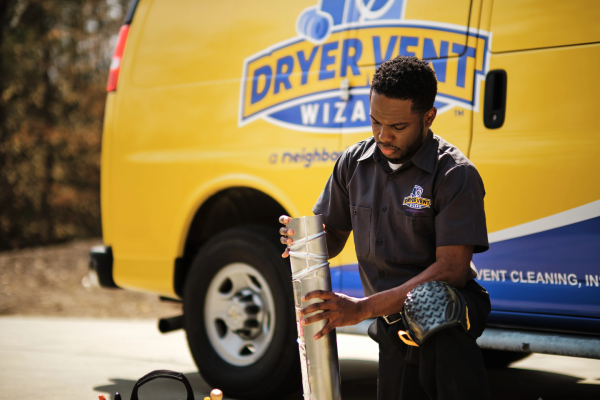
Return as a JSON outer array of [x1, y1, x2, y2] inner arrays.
[[0, 0, 129, 249]]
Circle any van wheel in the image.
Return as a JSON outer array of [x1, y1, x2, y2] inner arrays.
[[183, 226, 301, 400]]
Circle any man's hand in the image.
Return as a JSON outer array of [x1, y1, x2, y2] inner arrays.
[[279, 215, 294, 258], [299, 290, 366, 340], [279, 215, 327, 258]]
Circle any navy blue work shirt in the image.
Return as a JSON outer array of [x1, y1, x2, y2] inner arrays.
[[313, 129, 489, 296]]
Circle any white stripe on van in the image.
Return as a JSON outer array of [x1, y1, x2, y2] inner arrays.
[[488, 199, 600, 243]]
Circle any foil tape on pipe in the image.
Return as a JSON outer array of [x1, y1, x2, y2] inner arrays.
[[287, 215, 341, 400]]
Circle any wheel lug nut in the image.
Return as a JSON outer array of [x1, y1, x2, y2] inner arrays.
[[245, 305, 260, 314], [244, 319, 259, 328]]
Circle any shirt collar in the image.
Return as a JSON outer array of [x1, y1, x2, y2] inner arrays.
[[357, 139, 377, 162], [409, 129, 437, 174], [357, 130, 437, 174]]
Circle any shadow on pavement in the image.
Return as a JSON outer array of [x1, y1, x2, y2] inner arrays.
[[487, 367, 600, 400], [93, 361, 600, 400], [279, 359, 378, 400], [92, 361, 379, 400]]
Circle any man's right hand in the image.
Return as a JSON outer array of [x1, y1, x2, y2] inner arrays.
[[280, 215, 344, 258], [279, 215, 294, 258]]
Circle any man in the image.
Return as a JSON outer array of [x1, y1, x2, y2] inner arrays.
[[280, 56, 491, 399]]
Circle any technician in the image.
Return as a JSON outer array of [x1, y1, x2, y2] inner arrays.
[[280, 56, 491, 400]]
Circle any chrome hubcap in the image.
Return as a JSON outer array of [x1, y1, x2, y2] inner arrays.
[[204, 263, 275, 366]]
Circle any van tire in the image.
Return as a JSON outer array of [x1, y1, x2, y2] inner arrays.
[[183, 226, 301, 399]]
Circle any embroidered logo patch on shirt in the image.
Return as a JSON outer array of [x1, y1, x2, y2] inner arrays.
[[403, 185, 431, 209]]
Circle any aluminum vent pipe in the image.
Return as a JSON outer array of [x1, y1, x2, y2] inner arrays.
[[287, 215, 341, 400]]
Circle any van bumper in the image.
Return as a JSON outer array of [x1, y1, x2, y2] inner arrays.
[[88, 245, 120, 289]]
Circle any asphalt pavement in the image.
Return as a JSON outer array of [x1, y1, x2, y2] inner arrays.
[[1, 317, 599, 400]]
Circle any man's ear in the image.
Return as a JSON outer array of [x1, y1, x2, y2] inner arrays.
[[424, 107, 437, 128]]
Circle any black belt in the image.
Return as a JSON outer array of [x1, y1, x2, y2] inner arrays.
[[382, 312, 402, 325]]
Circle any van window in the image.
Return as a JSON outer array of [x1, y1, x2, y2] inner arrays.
[[131, 0, 235, 87], [490, 0, 600, 52]]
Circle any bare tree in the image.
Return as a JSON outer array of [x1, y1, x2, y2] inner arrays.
[[0, 0, 128, 250]]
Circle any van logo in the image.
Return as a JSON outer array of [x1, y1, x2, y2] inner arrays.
[[403, 185, 431, 209], [239, 0, 490, 133]]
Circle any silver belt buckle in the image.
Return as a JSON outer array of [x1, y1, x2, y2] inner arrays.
[[383, 313, 402, 325]]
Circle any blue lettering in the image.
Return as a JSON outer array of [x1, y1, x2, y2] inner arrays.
[[451, 43, 476, 88], [312, 149, 321, 161], [319, 42, 338, 81], [250, 65, 272, 104], [399, 36, 419, 56], [373, 36, 398, 66], [304, 152, 313, 167], [274, 56, 294, 94], [297, 47, 319, 85], [276, 149, 337, 165], [340, 39, 362, 77], [423, 39, 449, 83]]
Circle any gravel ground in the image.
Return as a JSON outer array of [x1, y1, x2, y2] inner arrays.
[[0, 239, 181, 318]]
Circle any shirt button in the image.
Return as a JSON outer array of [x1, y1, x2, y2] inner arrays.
[[382, 206, 387, 212], [412, 219, 417, 225], [353, 209, 357, 215], [379, 271, 385, 277], [377, 239, 382, 245]]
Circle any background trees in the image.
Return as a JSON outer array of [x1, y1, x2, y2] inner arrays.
[[0, 0, 128, 249]]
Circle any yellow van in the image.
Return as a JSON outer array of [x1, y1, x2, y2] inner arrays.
[[89, 0, 600, 397]]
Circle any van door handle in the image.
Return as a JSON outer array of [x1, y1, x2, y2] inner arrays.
[[483, 70, 507, 129]]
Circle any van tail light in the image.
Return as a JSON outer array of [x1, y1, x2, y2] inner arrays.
[[106, 25, 130, 92]]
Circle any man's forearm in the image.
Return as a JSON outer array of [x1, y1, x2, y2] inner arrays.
[[357, 262, 441, 320], [357, 245, 473, 320]]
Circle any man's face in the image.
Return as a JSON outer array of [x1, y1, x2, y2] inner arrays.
[[369, 92, 436, 163]]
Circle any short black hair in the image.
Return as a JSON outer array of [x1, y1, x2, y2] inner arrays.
[[370, 55, 437, 116]]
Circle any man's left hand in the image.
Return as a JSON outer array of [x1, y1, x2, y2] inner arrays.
[[300, 290, 366, 340]]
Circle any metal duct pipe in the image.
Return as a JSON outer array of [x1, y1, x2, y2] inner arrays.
[[287, 215, 341, 400]]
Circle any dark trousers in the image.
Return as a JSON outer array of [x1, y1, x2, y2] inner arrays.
[[368, 280, 492, 400]]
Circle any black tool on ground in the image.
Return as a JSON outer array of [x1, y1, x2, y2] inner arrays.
[[128, 370, 195, 400]]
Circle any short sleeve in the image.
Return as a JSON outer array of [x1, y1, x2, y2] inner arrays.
[[312, 152, 353, 231], [434, 164, 489, 253]]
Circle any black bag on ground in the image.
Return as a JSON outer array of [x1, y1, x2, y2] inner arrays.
[[123, 370, 195, 400]]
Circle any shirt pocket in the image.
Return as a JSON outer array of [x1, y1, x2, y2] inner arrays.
[[350, 205, 372, 258], [397, 209, 435, 235], [394, 210, 437, 264]]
